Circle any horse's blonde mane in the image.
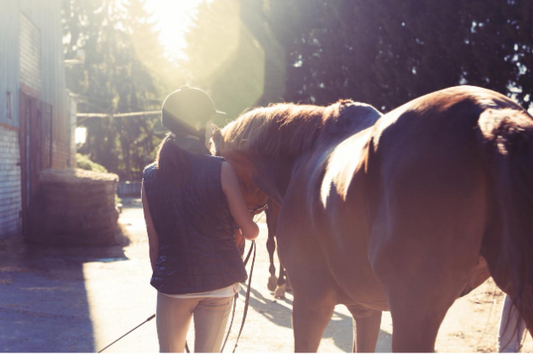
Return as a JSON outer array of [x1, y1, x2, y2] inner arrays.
[[218, 100, 382, 158], [219, 102, 341, 157]]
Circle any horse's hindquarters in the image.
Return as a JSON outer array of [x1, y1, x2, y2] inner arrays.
[[365, 99, 491, 351]]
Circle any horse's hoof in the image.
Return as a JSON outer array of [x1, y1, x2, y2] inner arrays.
[[285, 281, 293, 293], [267, 276, 278, 291], [274, 284, 286, 299]]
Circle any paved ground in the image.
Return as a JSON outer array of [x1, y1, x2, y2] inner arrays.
[[0, 198, 532, 352]]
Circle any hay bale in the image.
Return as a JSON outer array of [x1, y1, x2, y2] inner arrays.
[[27, 168, 120, 246]]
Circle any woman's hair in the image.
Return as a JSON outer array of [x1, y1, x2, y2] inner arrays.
[[155, 133, 192, 189]]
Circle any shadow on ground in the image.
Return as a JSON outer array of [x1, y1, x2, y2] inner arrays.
[[0, 227, 130, 352], [242, 285, 392, 352]]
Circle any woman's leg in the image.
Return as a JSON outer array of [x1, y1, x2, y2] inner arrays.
[[193, 296, 233, 353], [498, 294, 527, 352], [156, 293, 199, 353]]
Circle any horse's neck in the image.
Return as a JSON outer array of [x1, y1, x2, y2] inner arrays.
[[252, 157, 296, 205], [252, 131, 376, 206], [247, 103, 381, 204]]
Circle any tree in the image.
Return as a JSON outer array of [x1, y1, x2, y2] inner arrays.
[[260, 0, 533, 111], [62, 0, 182, 180]]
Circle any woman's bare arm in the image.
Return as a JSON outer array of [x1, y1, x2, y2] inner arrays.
[[141, 183, 159, 271], [221, 162, 260, 240]]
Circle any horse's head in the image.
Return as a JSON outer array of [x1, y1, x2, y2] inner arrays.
[[210, 127, 269, 214]]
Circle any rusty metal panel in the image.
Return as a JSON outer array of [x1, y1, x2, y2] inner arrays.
[[29, 98, 42, 197], [42, 102, 52, 169], [19, 89, 29, 234], [19, 89, 48, 235]]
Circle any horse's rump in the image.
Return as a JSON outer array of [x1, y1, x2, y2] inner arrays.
[[364, 86, 533, 338]]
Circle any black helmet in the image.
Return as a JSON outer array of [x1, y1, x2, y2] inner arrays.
[[161, 86, 225, 136]]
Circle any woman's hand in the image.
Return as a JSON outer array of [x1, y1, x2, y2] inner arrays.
[[221, 162, 260, 241]]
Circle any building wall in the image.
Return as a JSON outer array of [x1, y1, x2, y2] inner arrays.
[[0, 126, 22, 236], [20, 0, 71, 169], [0, 0, 71, 239], [0, 0, 21, 128], [0, 0, 22, 239], [19, 13, 42, 95]]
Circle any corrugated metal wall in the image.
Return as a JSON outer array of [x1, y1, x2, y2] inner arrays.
[[20, 0, 71, 168], [19, 13, 42, 94], [0, 0, 21, 128]]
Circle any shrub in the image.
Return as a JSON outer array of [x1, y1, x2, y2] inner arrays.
[[76, 153, 108, 173]]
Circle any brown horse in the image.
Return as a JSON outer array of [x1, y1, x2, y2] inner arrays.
[[212, 86, 533, 352]]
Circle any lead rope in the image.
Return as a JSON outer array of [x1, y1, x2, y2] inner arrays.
[[219, 240, 256, 353], [189, 240, 256, 353], [219, 295, 238, 352], [97, 314, 155, 353], [231, 240, 256, 353]]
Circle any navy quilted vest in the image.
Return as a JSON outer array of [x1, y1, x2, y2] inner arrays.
[[142, 153, 247, 294]]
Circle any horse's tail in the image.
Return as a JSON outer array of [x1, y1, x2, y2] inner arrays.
[[477, 107, 533, 329]]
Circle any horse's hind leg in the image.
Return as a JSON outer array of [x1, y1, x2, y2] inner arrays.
[[292, 289, 336, 352], [368, 164, 487, 350], [266, 232, 277, 291], [371, 215, 486, 351], [274, 256, 288, 299], [369, 199, 486, 352], [381, 279, 458, 351], [266, 201, 280, 292], [347, 305, 381, 352]]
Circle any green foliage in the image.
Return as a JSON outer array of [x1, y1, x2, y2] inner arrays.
[[64, 0, 533, 181], [262, 0, 533, 111], [76, 153, 108, 173]]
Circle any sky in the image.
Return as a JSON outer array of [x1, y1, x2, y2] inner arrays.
[[144, 0, 211, 60]]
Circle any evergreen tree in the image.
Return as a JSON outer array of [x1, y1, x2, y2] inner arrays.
[[261, 0, 533, 111], [62, 0, 181, 180]]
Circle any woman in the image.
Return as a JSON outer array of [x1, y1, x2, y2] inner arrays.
[[142, 86, 260, 352]]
